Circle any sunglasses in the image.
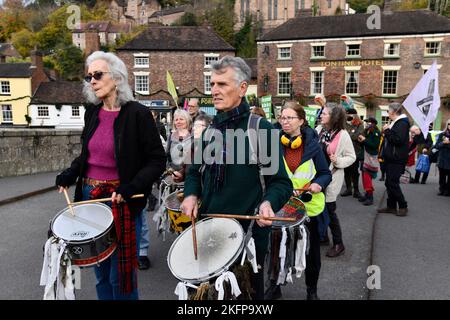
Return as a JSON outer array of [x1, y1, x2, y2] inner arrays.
[[84, 71, 112, 83]]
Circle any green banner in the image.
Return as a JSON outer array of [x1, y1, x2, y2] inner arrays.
[[260, 95, 272, 119], [304, 106, 319, 128]]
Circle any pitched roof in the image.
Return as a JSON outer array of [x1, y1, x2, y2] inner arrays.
[[31, 81, 85, 104], [73, 21, 111, 33], [149, 4, 191, 18], [0, 43, 21, 58], [0, 63, 32, 78], [259, 10, 450, 42], [243, 58, 257, 79], [118, 26, 235, 51]]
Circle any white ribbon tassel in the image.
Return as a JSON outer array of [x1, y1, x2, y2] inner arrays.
[[40, 238, 72, 300], [276, 227, 288, 285], [215, 271, 242, 300], [174, 282, 198, 300], [294, 225, 308, 278], [240, 237, 258, 273]]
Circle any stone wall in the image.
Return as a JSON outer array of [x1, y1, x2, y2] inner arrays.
[[0, 129, 82, 178]]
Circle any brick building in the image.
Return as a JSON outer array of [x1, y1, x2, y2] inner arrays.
[[116, 26, 235, 107], [257, 10, 450, 129], [234, 0, 351, 32]]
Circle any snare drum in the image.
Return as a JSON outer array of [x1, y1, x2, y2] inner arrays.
[[267, 196, 308, 285], [51, 203, 117, 267], [168, 218, 252, 300], [165, 190, 191, 233]]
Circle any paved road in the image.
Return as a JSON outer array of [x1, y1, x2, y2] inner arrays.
[[0, 167, 448, 300]]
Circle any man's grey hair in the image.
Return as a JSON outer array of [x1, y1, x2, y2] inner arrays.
[[211, 56, 251, 86], [189, 98, 199, 106], [388, 102, 403, 115], [83, 51, 134, 106]]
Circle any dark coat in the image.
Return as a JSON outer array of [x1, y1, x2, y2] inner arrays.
[[381, 116, 410, 165], [57, 101, 166, 217], [436, 131, 450, 170]]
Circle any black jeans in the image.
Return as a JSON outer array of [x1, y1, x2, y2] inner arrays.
[[344, 160, 360, 192], [385, 163, 408, 209], [414, 171, 429, 184], [305, 217, 321, 291], [438, 168, 450, 194], [326, 201, 343, 245]]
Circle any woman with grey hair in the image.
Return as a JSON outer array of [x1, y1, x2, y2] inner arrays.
[[55, 51, 166, 300], [378, 103, 410, 216], [167, 108, 192, 182]]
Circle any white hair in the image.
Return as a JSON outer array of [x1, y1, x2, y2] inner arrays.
[[83, 51, 134, 106], [211, 56, 251, 87], [388, 102, 403, 115], [172, 109, 192, 131]]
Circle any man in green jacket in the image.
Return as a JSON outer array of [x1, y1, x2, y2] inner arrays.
[[181, 56, 293, 300]]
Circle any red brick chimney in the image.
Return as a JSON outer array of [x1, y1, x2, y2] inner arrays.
[[84, 30, 101, 57], [30, 50, 49, 94]]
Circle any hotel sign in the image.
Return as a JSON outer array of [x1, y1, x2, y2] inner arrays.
[[320, 60, 385, 68]]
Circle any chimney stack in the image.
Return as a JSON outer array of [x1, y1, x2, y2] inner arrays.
[[30, 50, 44, 70], [84, 30, 101, 57]]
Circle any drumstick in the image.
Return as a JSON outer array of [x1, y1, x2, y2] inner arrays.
[[204, 214, 296, 222], [69, 194, 145, 206], [63, 188, 75, 216], [191, 216, 198, 260]]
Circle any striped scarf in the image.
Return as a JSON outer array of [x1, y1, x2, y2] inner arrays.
[[90, 183, 137, 295]]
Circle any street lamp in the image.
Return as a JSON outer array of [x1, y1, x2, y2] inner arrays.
[[413, 61, 422, 70]]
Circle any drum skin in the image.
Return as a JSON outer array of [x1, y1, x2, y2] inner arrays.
[[51, 203, 117, 267], [167, 218, 245, 283]]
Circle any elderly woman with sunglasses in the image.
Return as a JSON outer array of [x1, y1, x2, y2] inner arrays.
[[55, 51, 166, 300]]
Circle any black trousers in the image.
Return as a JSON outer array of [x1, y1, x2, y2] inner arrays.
[[305, 216, 321, 291], [385, 163, 408, 209], [438, 168, 450, 194], [326, 201, 343, 245], [414, 171, 429, 184], [344, 160, 360, 192], [250, 247, 266, 300]]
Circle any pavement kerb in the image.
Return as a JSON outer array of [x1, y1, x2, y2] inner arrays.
[[0, 186, 56, 207]]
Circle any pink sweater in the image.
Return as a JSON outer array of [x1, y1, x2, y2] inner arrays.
[[85, 108, 119, 180]]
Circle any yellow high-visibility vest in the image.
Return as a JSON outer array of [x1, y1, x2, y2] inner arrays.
[[283, 158, 325, 217]]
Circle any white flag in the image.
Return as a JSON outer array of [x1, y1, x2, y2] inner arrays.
[[402, 61, 440, 138]]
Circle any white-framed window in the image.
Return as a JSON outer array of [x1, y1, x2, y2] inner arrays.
[[134, 74, 149, 94], [379, 106, 390, 127], [277, 70, 291, 96], [310, 68, 324, 96], [72, 106, 80, 117], [346, 44, 361, 57], [424, 41, 441, 56], [384, 43, 400, 57], [1, 105, 12, 123], [345, 70, 359, 95], [204, 54, 219, 68], [277, 47, 291, 60], [422, 64, 443, 74], [204, 72, 211, 94], [37, 106, 49, 118], [311, 45, 325, 59], [134, 56, 149, 68], [0, 81, 11, 95], [382, 70, 399, 96]]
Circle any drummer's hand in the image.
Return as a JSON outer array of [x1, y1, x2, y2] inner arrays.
[[111, 192, 124, 204], [309, 183, 322, 194], [293, 189, 302, 197], [180, 195, 198, 218], [257, 201, 274, 227], [172, 171, 184, 183]]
